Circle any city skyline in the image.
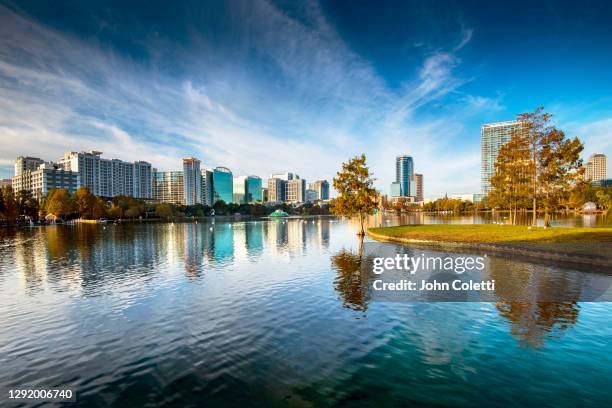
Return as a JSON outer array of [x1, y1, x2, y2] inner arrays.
[[1, 1, 611, 196]]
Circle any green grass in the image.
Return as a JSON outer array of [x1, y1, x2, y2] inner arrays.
[[368, 224, 612, 243]]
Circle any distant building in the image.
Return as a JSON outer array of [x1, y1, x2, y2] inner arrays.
[[213, 167, 233, 204], [591, 178, 612, 187], [153, 171, 184, 204], [59, 151, 152, 198], [267, 177, 284, 203], [262, 187, 269, 202], [481, 121, 528, 194], [450, 193, 475, 203], [309, 180, 329, 200], [200, 169, 214, 206], [246, 175, 263, 203], [270, 172, 297, 181], [286, 178, 306, 203], [584, 153, 607, 181], [305, 189, 318, 203], [14, 156, 44, 176], [396, 155, 414, 197], [12, 161, 79, 201], [0, 179, 11, 188], [233, 176, 247, 204], [182, 157, 202, 205], [390, 182, 401, 197], [414, 173, 423, 202]]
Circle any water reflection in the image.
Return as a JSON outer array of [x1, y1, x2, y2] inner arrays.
[[1, 218, 333, 294]]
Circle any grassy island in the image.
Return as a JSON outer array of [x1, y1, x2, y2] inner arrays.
[[367, 225, 612, 266]]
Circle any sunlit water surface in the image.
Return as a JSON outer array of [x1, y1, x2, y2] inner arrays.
[[0, 215, 611, 407]]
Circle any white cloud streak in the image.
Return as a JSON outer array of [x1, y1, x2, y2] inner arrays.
[[0, 1, 513, 197]]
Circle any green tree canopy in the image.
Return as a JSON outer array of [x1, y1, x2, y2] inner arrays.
[[331, 154, 378, 236]]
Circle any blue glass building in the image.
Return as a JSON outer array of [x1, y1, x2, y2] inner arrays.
[[395, 155, 414, 197], [246, 176, 262, 203], [213, 167, 233, 204]]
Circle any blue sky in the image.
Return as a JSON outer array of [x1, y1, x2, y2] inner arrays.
[[1, 0, 611, 197]]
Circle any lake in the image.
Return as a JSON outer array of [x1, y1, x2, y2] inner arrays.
[[1, 215, 611, 407]]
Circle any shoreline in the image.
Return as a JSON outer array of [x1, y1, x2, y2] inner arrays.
[[367, 227, 612, 269]]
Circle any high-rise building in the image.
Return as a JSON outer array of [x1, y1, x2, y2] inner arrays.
[[153, 171, 184, 204], [305, 189, 318, 203], [182, 157, 202, 205], [267, 177, 284, 203], [233, 176, 247, 204], [213, 167, 233, 204], [584, 153, 607, 181], [414, 173, 423, 202], [59, 151, 152, 198], [395, 155, 414, 197], [481, 121, 528, 194], [261, 187, 269, 202], [201, 169, 214, 206], [390, 182, 401, 197], [270, 172, 297, 181], [12, 161, 79, 201], [286, 178, 306, 203], [309, 180, 329, 201], [14, 156, 44, 176], [246, 176, 263, 203]]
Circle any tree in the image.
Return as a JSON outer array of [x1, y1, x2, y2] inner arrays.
[[596, 189, 611, 210], [518, 107, 584, 226], [44, 188, 74, 219], [1, 186, 18, 224], [74, 186, 96, 218], [16, 190, 39, 220], [489, 130, 531, 224], [155, 203, 175, 220], [107, 203, 123, 220], [331, 154, 378, 236]]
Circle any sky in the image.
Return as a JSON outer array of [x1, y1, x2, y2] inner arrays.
[[1, 0, 611, 198]]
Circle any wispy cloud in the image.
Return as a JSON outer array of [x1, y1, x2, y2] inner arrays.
[[0, 2, 492, 196]]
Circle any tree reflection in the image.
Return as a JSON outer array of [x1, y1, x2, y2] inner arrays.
[[487, 257, 582, 347], [496, 301, 579, 348], [331, 238, 371, 311]]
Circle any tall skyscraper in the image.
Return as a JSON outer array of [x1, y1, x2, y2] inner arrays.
[[213, 167, 233, 204], [481, 120, 527, 194], [201, 169, 214, 206], [414, 173, 423, 202], [182, 157, 202, 205], [395, 155, 414, 196], [153, 171, 184, 204], [309, 180, 330, 200], [584, 153, 607, 181]]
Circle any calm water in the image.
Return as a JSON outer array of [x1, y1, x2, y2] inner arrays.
[[1, 215, 611, 407]]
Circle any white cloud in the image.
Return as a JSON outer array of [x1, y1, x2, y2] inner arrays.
[[0, 2, 487, 197]]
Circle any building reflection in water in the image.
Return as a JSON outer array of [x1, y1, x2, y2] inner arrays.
[[5, 218, 333, 293]]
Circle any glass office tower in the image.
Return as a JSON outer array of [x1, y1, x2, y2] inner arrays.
[[213, 167, 233, 204], [246, 176, 262, 203], [395, 155, 414, 197]]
